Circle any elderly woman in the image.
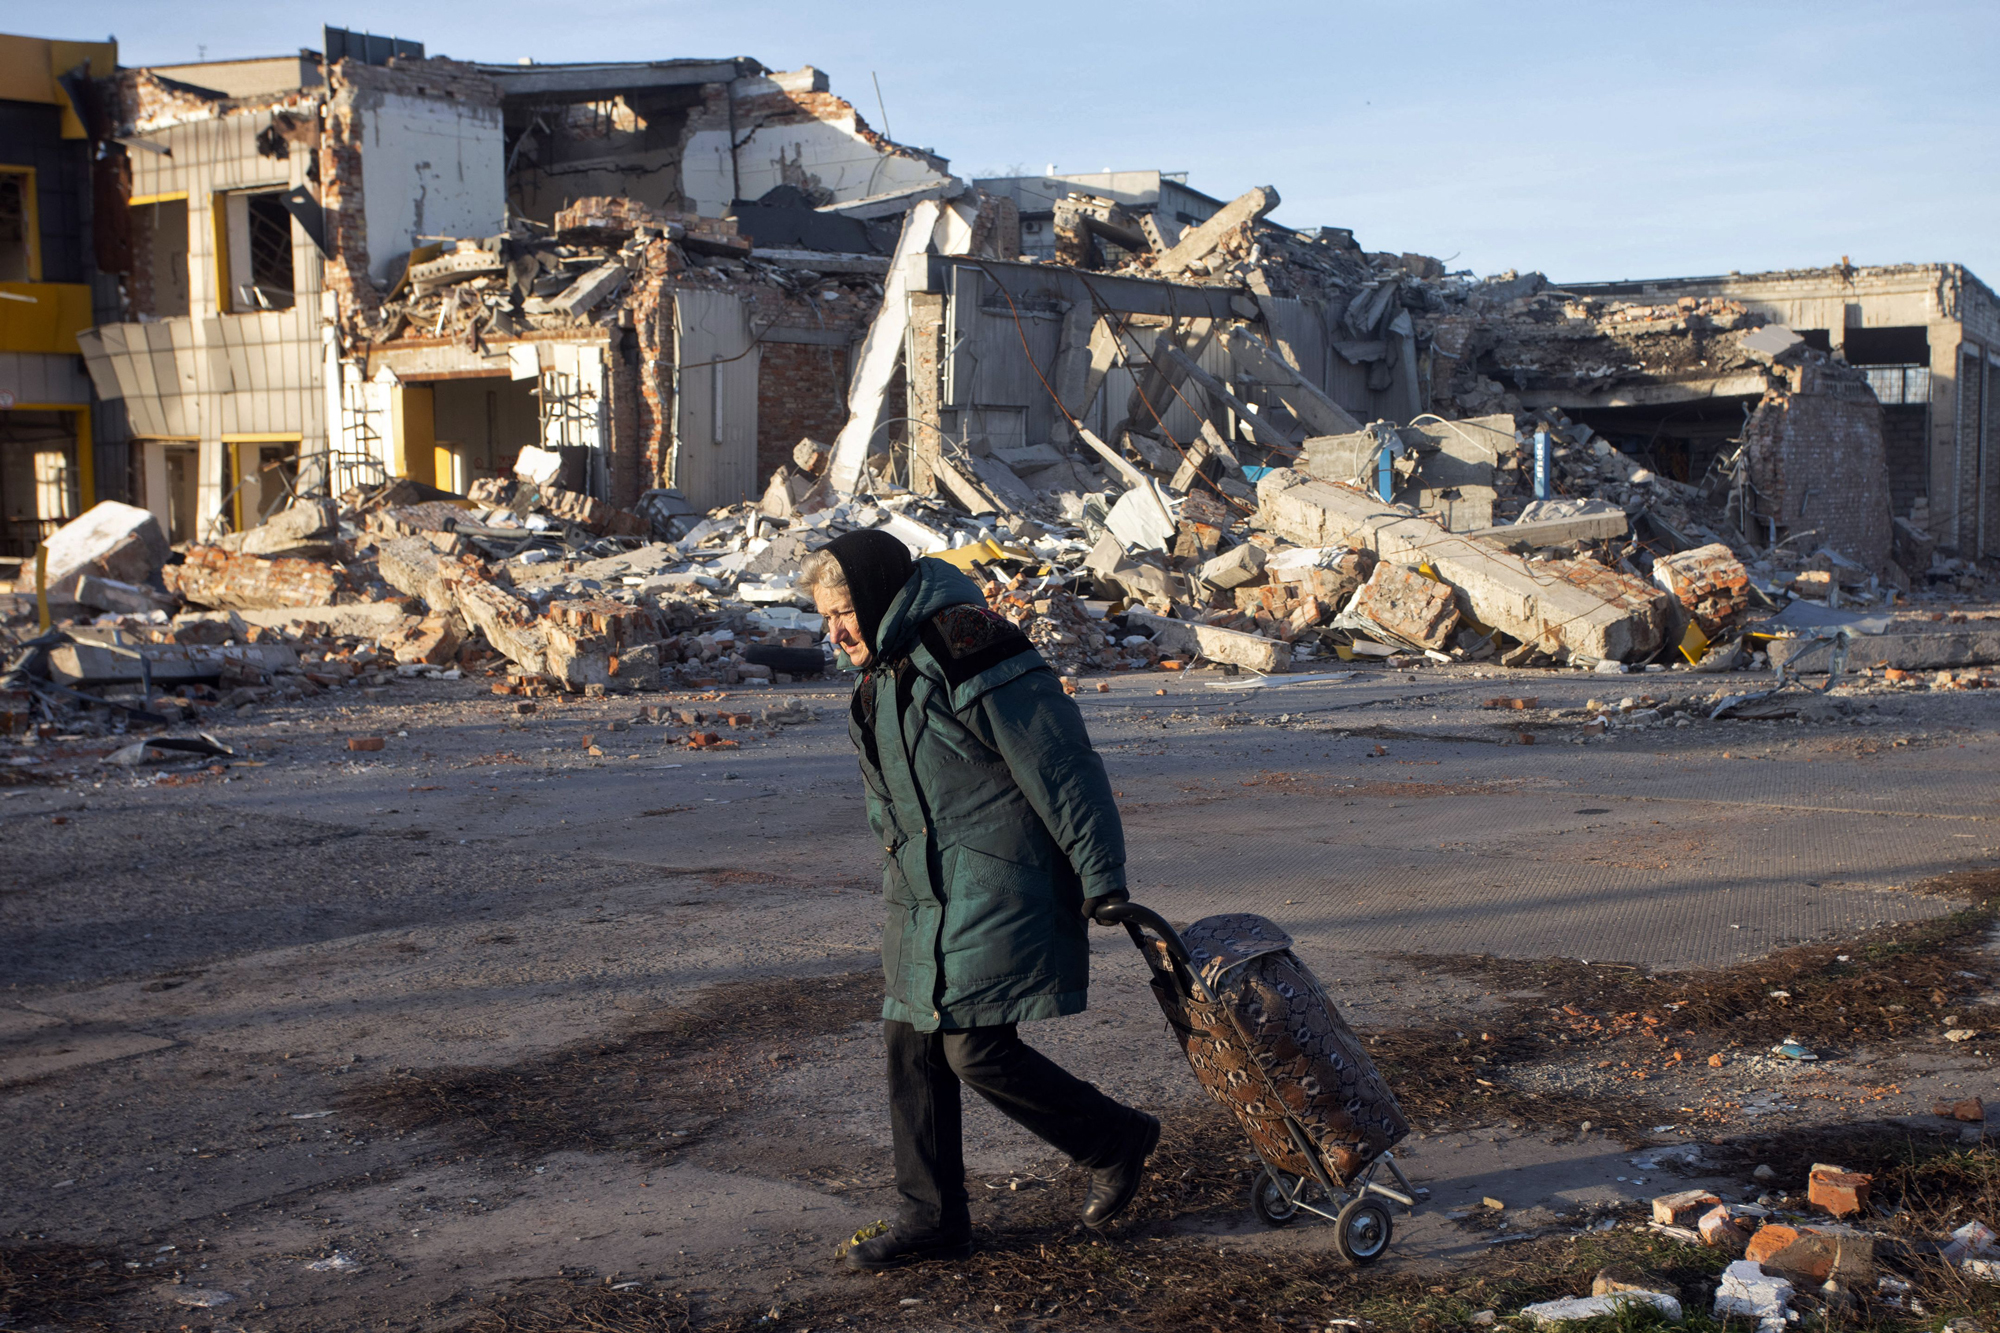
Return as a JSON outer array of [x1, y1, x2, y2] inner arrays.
[[800, 529, 1158, 1270]]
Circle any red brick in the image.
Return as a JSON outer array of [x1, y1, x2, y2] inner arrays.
[[1807, 1165, 1871, 1218]]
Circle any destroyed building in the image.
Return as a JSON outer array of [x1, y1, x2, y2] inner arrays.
[[1484, 263, 2000, 561], [5, 15, 1998, 718], [0, 31, 119, 559], [64, 26, 973, 542], [972, 170, 1224, 264]]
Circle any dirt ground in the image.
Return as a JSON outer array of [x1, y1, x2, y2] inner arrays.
[[4, 648, 2000, 1331]]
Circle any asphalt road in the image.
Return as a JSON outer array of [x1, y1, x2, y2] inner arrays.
[[3, 658, 1995, 1328]]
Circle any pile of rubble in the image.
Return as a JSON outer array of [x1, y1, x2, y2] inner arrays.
[[1517, 1157, 1998, 1330]]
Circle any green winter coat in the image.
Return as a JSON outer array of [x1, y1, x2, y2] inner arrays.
[[847, 558, 1127, 1032]]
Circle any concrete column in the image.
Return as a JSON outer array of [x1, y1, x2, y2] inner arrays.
[[906, 291, 945, 498]]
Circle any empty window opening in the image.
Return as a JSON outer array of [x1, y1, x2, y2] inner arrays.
[[0, 411, 79, 556], [1842, 326, 1930, 367], [229, 439, 299, 532], [222, 189, 295, 311], [0, 169, 37, 282], [137, 441, 201, 544], [429, 376, 541, 495], [130, 197, 190, 318]]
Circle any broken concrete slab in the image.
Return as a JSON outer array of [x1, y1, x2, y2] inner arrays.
[[381, 615, 463, 666], [1714, 1260, 1793, 1325], [1221, 324, 1361, 437], [1463, 509, 1630, 548], [1156, 186, 1279, 276], [38, 501, 169, 600], [74, 574, 176, 616], [1258, 468, 1668, 662], [48, 640, 299, 686], [829, 199, 955, 495], [1126, 607, 1291, 673], [1769, 626, 2000, 672], [548, 261, 626, 315], [214, 498, 339, 557], [232, 603, 410, 639]]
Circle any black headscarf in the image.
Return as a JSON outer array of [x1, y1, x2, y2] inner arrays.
[[822, 528, 916, 654]]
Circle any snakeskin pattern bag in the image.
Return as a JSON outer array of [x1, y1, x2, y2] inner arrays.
[[1139, 912, 1408, 1182]]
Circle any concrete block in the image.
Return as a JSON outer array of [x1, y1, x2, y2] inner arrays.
[[38, 501, 168, 599], [549, 261, 626, 315], [1714, 1259, 1793, 1325], [74, 574, 176, 615], [1199, 541, 1267, 590], [1257, 469, 1666, 662], [1126, 608, 1291, 673], [384, 614, 462, 666], [48, 640, 299, 686]]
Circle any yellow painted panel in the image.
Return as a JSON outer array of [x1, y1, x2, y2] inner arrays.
[[47, 40, 117, 138], [0, 37, 56, 105], [0, 36, 116, 135], [0, 282, 92, 353], [392, 385, 436, 485], [129, 190, 189, 207]]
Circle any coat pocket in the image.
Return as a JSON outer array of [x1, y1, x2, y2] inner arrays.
[[951, 844, 1052, 902]]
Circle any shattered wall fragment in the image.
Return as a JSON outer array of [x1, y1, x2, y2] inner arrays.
[[1744, 358, 1893, 572]]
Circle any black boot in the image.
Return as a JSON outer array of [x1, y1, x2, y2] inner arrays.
[[842, 1228, 974, 1271], [1080, 1111, 1160, 1229]]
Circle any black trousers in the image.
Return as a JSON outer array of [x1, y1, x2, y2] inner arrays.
[[886, 1019, 1139, 1238]]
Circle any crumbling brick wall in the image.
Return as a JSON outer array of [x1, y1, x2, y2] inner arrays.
[[1745, 357, 1893, 571], [111, 68, 226, 132], [321, 57, 503, 339], [1880, 405, 1929, 523], [755, 340, 852, 478]]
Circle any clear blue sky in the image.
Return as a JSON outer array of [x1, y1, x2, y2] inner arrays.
[[57, 0, 2000, 284]]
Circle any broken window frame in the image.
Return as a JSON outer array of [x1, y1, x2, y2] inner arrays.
[[214, 186, 297, 312]]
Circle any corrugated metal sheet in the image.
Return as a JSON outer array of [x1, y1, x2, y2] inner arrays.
[[672, 288, 760, 511]]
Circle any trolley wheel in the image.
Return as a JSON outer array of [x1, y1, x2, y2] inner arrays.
[[1249, 1169, 1301, 1228], [1335, 1195, 1394, 1264]]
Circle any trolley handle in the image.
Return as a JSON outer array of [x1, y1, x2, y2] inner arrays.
[[1091, 900, 1192, 967]]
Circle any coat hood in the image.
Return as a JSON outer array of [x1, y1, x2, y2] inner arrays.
[[875, 557, 987, 660]]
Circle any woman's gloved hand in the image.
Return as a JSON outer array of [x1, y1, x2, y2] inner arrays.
[[1082, 890, 1130, 923]]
